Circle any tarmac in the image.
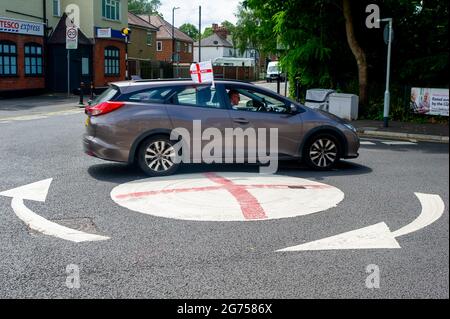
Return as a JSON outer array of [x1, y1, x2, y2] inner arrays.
[[0, 93, 448, 143]]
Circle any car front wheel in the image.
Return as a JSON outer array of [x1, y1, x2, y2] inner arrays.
[[303, 134, 340, 170], [138, 135, 180, 176]]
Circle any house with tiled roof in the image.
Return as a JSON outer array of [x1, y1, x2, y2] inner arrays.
[[127, 12, 158, 78], [138, 15, 194, 64], [193, 23, 257, 63]]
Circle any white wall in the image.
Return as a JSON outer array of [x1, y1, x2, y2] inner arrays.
[[193, 46, 234, 63]]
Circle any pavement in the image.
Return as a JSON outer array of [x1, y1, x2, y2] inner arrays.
[[353, 120, 449, 144], [0, 93, 448, 143]]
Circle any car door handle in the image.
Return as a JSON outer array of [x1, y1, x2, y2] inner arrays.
[[233, 118, 249, 124]]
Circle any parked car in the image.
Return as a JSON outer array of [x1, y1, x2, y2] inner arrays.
[[83, 79, 360, 176]]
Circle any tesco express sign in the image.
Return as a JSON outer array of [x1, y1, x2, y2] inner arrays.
[[0, 17, 44, 36]]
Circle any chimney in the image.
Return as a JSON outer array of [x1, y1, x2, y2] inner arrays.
[[212, 23, 229, 40]]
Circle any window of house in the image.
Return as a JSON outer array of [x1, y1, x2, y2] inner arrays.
[[156, 41, 162, 51], [53, 0, 61, 16], [102, 0, 121, 21], [176, 41, 180, 53], [24, 43, 43, 76], [146, 33, 153, 46], [184, 43, 188, 53], [104, 46, 120, 76], [188, 44, 192, 53], [0, 41, 18, 76]]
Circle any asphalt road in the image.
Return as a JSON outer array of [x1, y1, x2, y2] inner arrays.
[[0, 110, 448, 299]]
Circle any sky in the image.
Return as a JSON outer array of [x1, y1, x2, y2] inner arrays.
[[158, 0, 242, 32]]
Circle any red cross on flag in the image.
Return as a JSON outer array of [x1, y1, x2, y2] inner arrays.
[[190, 61, 214, 84]]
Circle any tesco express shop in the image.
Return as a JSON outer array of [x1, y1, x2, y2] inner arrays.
[[0, 17, 45, 93]]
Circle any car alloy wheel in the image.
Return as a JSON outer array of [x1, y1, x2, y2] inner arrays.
[[145, 140, 176, 172], [309, 138, 337, 168], [304, 134, 340, 170], [138, 136, 180, 176]]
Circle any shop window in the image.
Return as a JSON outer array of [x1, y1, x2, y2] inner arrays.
[[24, 43, 44, 76], [105, 46, 120, 76], [0, 41, 17, 76]]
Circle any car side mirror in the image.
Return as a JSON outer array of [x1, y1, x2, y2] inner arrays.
[[289, 103, 299, 114], [246, 100, 253, 108]]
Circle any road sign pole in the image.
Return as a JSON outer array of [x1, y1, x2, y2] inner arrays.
[[382, 18, 393, 127], [67, 49, 70, 96]]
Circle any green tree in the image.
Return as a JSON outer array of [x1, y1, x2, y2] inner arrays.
[[128, 0, 161, 15], [179, 23, 199, 41], [202, 27, 214, 39]]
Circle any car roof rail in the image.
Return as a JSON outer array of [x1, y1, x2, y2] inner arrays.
[[133, 78, 192, 83], [132, 78, 256, 85]]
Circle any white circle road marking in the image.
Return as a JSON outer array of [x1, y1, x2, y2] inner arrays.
[[111, 172, 345, 222]]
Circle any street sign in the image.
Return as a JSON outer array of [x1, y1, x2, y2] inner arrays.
[[190, 61, 214, 84], [97, 28, 111, 38], [66, 26, 78, 49]]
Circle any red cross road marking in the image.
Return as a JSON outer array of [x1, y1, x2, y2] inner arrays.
[[190, 63, 213, 83], [114, 173, 332, 220]]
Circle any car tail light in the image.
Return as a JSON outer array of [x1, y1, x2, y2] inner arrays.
[[85, 101, 125, 116]]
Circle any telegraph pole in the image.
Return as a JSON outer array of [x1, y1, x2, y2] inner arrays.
[[199, 5, 202, 62]]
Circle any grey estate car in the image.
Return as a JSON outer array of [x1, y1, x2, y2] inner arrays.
[[83, 79, 359, 176]]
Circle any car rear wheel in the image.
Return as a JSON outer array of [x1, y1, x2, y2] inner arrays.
[[138, 135, 180, 176], [303, 134, 340, 170]]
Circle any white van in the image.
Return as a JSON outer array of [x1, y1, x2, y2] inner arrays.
[[266, 61, 284, 82]]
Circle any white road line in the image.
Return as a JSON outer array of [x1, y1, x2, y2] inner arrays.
[[382, 141, 417, 145], [0, 109, 83, 122], [11, 198, 110, 243], [360, 141, 376, 145], [392, 193, 445, 238]]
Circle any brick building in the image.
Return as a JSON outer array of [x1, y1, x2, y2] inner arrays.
[[0, 1, 46, 93], [138, 15, 194, 67], [0, 0, 129, 94]]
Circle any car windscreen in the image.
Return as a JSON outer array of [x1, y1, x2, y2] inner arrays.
[[268, 66, 279, 73]]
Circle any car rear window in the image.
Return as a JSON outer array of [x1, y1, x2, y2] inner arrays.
[[91, 86, 119, 105], [128, 87, 173, 103]]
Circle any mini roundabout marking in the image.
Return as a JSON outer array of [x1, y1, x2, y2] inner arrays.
[[110, 172, 345, 222]]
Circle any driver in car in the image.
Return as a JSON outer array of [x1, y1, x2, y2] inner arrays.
[[228, 89, 241, 109]]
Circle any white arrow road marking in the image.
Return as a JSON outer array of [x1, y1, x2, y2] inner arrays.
[[276, 223, 401, 252], [0, 179, 109, 243], [276, 193, 445, 252], [392, 193, 445, 238]]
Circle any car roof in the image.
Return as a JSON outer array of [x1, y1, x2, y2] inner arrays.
[[110, 79, 256, 88], [109, 79, 260, 95]]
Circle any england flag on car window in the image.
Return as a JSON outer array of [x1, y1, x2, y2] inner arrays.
[[190, 61, 214, 84]]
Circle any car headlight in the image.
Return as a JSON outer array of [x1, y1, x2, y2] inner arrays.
[[344, 123, 357, 133]]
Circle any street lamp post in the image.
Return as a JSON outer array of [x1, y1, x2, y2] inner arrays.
[[172, 6, 180, 78], [379, 18, 393, 128], [121, 27, 131, 80]]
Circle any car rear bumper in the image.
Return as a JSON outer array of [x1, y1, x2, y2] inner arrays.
[[83, 134, 129, 163]]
